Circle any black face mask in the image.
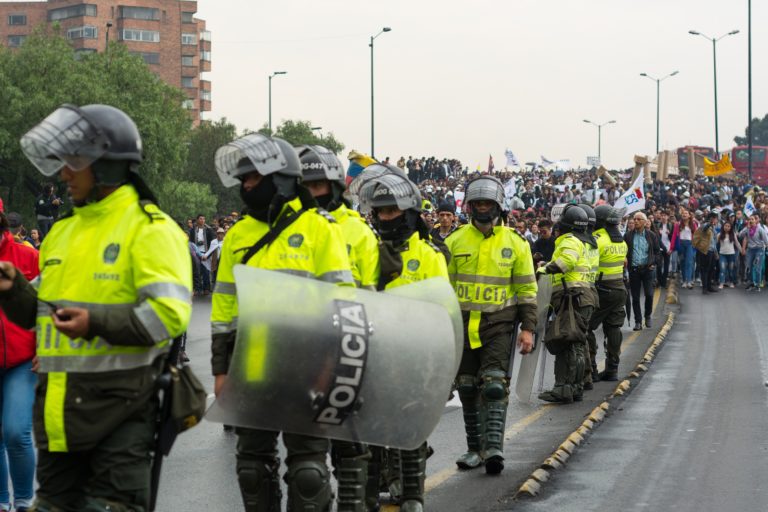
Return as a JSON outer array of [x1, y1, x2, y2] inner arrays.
[[470, 203, 500, 225], [375, 210, 418, 242], [314, 193, 334, 210], [240, 175, 277, 222]]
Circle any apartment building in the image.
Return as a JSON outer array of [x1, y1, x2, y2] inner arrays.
[[0, 0, 211, 122]]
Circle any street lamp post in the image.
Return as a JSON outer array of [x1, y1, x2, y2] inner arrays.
[[689, 29, 740, 154], [640, 71, 679, 155], [748, 0, 753, 181], [583, 119, 616, 164], [105, 21, 112, 48], [370, 27, 391, 158], [268, 71, 287, 133]]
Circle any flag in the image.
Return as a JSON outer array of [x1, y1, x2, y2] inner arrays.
[[454, 191, 465, 212], [488, 154, 495, 173], [505, 149, 519, 167], [704, 154, 735, 176], [616, 173, 646, 216], [744, 197, 757, 217], [346, 150, 377, 185], [541, 155, 555, 167]]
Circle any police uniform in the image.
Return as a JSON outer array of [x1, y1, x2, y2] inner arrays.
[[539, 229, 596, 403], [589, 228, 628, 380], [447, 219, 537, 473], [2, 104, 193, 512], [212, 197, 354, 512], [582, 234, 600, 387]]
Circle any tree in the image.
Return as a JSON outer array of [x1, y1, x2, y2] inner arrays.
[[734, 114, 768, 146], [261, 120, 345, 154], [183, 118, 242, 216], [0, 29, 211, 222]]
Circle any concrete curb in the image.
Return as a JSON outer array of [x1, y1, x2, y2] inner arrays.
[[513, 281, 679, 499]]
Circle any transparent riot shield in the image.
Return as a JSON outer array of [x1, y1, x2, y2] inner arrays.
[[206, 266, 462, 450], [515, 277, 552, 402]]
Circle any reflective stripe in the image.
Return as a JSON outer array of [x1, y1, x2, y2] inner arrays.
[[44, 372, 68, 452], [562, 249, 580, 259], [37, 302, 132, 318], [459, 298, 516, 313], [468, 310, 482, 349], [38, 344, 169, 373], [553, 258, 567, 273], [517, 295, 537, 305], [318, 270, 354, 284], [137, 282, 191, 302], [212, 318, 237, 335], [278, 269, 314, 279], [599, 273, 624, 281], [574, 266, 592, 273], [134, 302, 170, 343], [511, 274, 536, 284], [214, 281, 236, 296], [450, 273, 510, 286], [601, 260, 625, 268]]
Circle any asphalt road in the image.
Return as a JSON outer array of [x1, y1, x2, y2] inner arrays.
[[157, 290, 666, 511], [511, 286, 768, 512]]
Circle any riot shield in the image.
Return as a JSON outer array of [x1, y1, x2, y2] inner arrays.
[[206, 266, 462, 450], [515, 277, 552, 402]]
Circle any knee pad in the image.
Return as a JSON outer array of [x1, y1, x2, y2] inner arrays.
[[480, 370, 508, 401], [455, 374, 477, 398], [237, 459, 281, 511], [285, 460, 332, 511]]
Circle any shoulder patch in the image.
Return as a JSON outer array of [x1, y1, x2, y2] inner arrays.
[[315, 208, 337, 223], [139, 200, 166, 223]]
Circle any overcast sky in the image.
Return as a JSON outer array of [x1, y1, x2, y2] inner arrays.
[[194, 0, 766, 170]]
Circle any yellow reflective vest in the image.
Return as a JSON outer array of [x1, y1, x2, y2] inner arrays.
[[594, 228, 628, 283], [211, 197, 354, 341], [445, 224, 537, 348], [549, 233, 597, 307], [36, 184, 192, 452], [331, 204, 380, 290], [383, 231, 448, 291]]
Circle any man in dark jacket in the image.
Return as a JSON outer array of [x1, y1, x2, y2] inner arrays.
[[624, 212, 659, 330], [188, 214, 215, 294], [34, 183, 62, 239]]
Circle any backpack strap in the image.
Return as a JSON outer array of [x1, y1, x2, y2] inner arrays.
[[240, 208, 305, 265]]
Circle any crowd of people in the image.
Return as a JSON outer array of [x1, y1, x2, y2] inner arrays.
[[3, 110, 768, 512]]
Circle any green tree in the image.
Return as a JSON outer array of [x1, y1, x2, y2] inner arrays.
[[261, 120, 345, 154], [734, 114, 768, 146], [0, 29, 211, 222], [183, 118, 242, 215]]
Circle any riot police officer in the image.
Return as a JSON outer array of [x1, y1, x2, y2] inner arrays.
[[538, 205, 597, 404], [590, 206, 629, 382], [355, 167, 449, 512], [577, 204, 599, 390], [445, 176, 537, 475], [0, 104, 192, 512], [299, 145, 379, 512], [211, 134, 354, 511]]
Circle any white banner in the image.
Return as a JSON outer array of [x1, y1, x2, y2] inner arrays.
[[505, 149, 519, 167], [503, 179, 517, 199], [454, 191, 465, 213], [616, 173, 646, 216], [744, 197, 757, 217]]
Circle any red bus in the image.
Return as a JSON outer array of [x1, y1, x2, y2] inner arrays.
[[677, 146, 716, 173], [731, 146, 768, 186]]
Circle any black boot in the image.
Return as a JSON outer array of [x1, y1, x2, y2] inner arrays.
[[399, 443, 427, 512], [455, 376, 483, 469], [483, 399, 508, 474], [336, 452, 370, 512]]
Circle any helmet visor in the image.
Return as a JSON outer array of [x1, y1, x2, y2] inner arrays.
[[215, 134, 285, 188], [20, 105, 110, 177]]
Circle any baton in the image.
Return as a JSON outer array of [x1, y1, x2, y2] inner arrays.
[[506, 320, 521, 379]]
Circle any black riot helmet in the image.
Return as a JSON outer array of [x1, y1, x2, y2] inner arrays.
[[594, 205, 622, 228], [297, 145, 346, 209], [21, 103, 143, 187], [465, 176, 505, 225], [577, 204, 596, 233], [555, 204, 589, 234]]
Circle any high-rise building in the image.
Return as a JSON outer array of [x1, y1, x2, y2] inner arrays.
[[0, 0, 211, 123]]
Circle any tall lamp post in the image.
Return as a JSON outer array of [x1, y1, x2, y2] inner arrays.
[[640, 71, 679, 155], [268, 71, 287, 133], [582, 119, 616, 165], [370, 27, 391, 158], [748, 0, 753, 181], [105, 21, 112, 48], [688, 29, 739, 154]]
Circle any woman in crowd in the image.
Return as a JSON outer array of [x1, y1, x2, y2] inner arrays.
[[671, 208, 698, 289], [717, 221, 740, 288]]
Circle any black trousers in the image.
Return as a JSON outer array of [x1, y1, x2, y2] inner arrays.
[[657, 250, 670, 287], [697, 251, 718, 291], [628, 266, 654, 323]]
